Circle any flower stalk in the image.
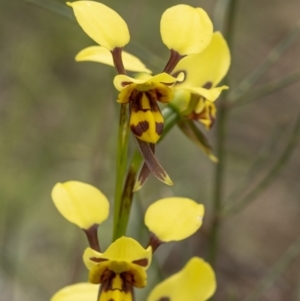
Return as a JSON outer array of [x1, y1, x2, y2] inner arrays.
[[113, 103, 130, 241], [208, 0, 238, 266]]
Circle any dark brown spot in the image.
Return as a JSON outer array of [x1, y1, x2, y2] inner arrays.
[[121, 81, 133, 87], [130, 121, 149, 137], [203, 81, 213, 89], [90, 257, 108, 263], [132, 258, 149, 267], [158, 298, 170, 301], [156, 122, 163, 135]]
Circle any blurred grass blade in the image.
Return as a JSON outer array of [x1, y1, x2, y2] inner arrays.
[[229, 19, 300, 103], [243, 234, 300, 301], [225, 120, 288, 204], [178, 119, 218, 162], [233, 69, 300, 107], [223, 112, 300, 216], [25, 0, 164, 72], [213, 0, 231, 32], [25, 0, 74, 20]]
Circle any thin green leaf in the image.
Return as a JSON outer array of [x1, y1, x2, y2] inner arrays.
[[229, 19, 300, 103], [178, 119, 218, 162], [25, 0, 74, 20], [243, 234, 300, 301], [225, 120, 288, 204], [223, 112, 300, 217], [232, 69, 300, 107]]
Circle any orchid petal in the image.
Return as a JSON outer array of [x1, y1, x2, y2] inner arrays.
[[174, 32, 230, 88], [184, 85, 229, 102], [145, 197, 204, 242], [67, 1, 130, 50], [51, 283, 98, 301], [83, 237, 152, 271], [161, 5, 213, 55], [76, 46, 152, 73], [51, 181, 109, 229], [113, 72, 183, 91], [147, 257, 216, 301]]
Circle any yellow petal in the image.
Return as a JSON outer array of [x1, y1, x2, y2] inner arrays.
[[144, 197, 204, 242], [83, 237, 152, 270], [67, 1, 130, 50], [174, 32, 231, 88], [113, 72, 183, 91], [83, 247, 103, 270], [51, 181, 109, 229], [51, 283, 98, 301], [130, 101, 164, 144], [185, 85, 229, 102], [75, 46, 152, 73], [147, 257, 216, 301], [160, 5, 213, 55]]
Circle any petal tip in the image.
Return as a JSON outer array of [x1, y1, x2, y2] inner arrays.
[[133, 180, 142, 192], [164, 175, 174, 186]]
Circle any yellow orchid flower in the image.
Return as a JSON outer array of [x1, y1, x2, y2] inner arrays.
[[67, 2, 230, 186], [172, 31, 231, 129], [51, 181, 207, 300], [51, 257, 216, 301], [68, 1, 214, 144]]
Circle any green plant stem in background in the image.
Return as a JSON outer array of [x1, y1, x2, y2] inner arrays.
[[225, 121, 288, 205], [113, 104, 130, 241], [25, 0, 74, 19], [208, 0, 238, 266], [243, 233, 300, 301], [222, 112, 300, 217], [232, 69, 300, 107], [229, 18, 300, 103]]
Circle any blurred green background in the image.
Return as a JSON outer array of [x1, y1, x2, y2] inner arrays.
[[1, 0, 300, 300]]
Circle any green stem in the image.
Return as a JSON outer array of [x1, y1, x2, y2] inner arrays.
[[112, 104, 130, 241], [113, 150, 142, 239], [113, 106, 180, 239], [208, 0, 238, 266], [232, 69, 300, 107], [223, 112, 300, 217], [243, 233, 300, 301], [229, 18, 300, 103]]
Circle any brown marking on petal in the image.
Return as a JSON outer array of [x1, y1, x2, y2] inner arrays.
[[120, 273, 134, 292], [156, 122, 164, 136], [203, 81, 213, 89], [121, 81, 133, 87], [90, 257, 108, 263], [131, 121, 149, 137], [158, 298, 170, 301], [132, 258, 148, 267]]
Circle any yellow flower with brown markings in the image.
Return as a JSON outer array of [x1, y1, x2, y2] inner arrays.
[[68, 1, 214, 144], [51, 181, 212, 301], [114, 73, 183, 143]]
